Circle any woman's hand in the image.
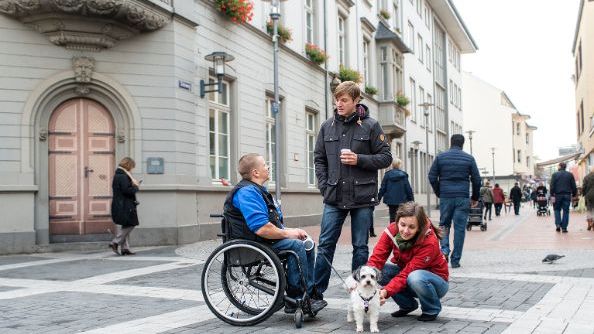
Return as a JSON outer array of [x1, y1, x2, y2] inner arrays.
[[379, 289, 388, 306]]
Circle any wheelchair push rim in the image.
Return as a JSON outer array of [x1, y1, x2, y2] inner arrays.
[[201, 240, 286, 326]]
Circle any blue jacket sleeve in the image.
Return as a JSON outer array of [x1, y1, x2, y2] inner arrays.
[[406, 179, 414, 202], [232, 186, 270, 233], [428, 156, 440, 197], [378, 173, 388, 201], [470, 158, 482, 201]]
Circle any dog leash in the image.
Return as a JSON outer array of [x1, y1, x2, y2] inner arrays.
[[318, 252, 348, 287]]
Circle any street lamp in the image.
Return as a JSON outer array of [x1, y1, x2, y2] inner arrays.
[[262, 0, 287, 206], [465, 130, 475, 156], [490, 147, 496, 184], [419, 102, 434, 217], [199, 52, 234, 98]]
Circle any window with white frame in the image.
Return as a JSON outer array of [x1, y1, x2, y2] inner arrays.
[[424, 4, 430, 27], [516, 122, 520, 135], [526, 133, 529, 144], [425, 44, 431, 71], [208, 79, 231, 182], [517, 150, 521, 163], [381, 47, 389, 99], [266, 98, 278, 182], [417, 34, 423, 63], [363, 38, 370, 86], [408, 21, 415, 54], [449, 79, 453, 104], [409, 77, 417, 122], [305, 0, 315, 44], [392, 2, 400, 31], [379, 0, 388, 10], [426, 93, 433, 129], [458, 86, 462, 109], [306, 110, 317, 186], [392, 49, 403, 95], [338, 15, 347, 66], [416, 0, 422, 16]]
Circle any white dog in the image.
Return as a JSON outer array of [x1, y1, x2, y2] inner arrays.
[[344, 266, 382, 332]]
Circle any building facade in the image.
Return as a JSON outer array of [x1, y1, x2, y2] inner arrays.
[[462, 72, 537, 192], [573, 0, 594, 181], [0, 0, 475, 254]]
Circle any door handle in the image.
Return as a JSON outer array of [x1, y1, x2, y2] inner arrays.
[[84, 166, 94, 178]]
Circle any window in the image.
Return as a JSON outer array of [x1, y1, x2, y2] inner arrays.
[[516, 122, 520, 135], [419, 86, 425, 126], [517, 150, 521, 163], [305, 0, 315, 44], [306, 111, 317, 186], [526, 133, 529, 144], [208, 79, 231, 182], [426, 93, 432, 129], [338, 15, 347, 66], [392, 49, 403, 95], [392, 2, 400, 31], [408, 21, 415, 54], [425, 44, 431, 71], [416, 0, 422, 17], [417, 34, 423, 63], [449, 79, 453, 104], [363, 39, 370, 86], [580, 100, 585, 134], [424, 4, 430, 27], [381, 47, 389, 99], [266, 98, 278, 182], [409, 77, 417, 122]]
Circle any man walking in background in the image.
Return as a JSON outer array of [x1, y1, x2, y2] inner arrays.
[[509, 183, 523, 216], [428, 134, 481, 269], [550, 162, 577, 233]]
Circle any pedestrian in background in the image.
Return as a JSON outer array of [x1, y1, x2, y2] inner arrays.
[[313, 81, 392, 302], [550, 162, 577, 233], [428, 134, 481, 269], [378, 158, 414, 223], [110, 157, 140, 255], [509, 183, 522, 216], [582, 166, 594, 231], [480, 181, 494, 221], [492, 183, 505, 216]]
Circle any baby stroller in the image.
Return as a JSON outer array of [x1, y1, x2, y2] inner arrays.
[[536, 190, 550, 216], [467, 200, 487, 231]]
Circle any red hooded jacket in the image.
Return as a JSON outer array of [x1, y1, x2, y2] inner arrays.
[[492, 187, 505, 204], [367, 220, 449, 297]]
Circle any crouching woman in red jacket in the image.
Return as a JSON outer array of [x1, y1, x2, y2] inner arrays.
[[367, 201, 449, 322]]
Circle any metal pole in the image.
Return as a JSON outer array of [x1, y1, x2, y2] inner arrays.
[[323, 0, 328, 119], [271, 3, 281, 206], [419, 102, 433, 216], [491, 147, 496, 184], [466, 130, 474, 156]]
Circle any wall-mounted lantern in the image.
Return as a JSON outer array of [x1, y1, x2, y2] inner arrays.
[[200, 51, 234, 98]]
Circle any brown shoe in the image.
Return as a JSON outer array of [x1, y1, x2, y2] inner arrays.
[[108, 243, 119, 255], [121, 249, 136, 256]]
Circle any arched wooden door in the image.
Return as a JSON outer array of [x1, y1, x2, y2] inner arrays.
[[48, 99, 115, 240]]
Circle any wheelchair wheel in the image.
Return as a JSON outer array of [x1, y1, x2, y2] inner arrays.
[[201, 240, 286, 326], [294, 309, 304, 328]]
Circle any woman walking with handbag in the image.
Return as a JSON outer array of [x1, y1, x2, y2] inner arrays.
[[109, 157, 141, 255]]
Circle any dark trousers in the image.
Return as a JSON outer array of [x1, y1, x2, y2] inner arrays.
[[494, 203, 503, 216], [388, 205, 399, 222], [513, 200, 521, 215], [483, 202, 493, 220]]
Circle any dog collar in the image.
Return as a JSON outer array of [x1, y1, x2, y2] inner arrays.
[[358, 290, 377, 313]]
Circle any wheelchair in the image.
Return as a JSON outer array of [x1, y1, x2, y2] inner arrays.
[[201, 214, 318, 328]]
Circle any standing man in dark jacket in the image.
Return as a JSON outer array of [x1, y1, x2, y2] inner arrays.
[[428, 134, 481, 269], [509, 183, 523, 215], [550, 162, 577, 232], [313, 81, 392, 301], [378, 158, 414, 222]]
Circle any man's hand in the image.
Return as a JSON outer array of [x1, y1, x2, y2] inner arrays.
[[379, 289, 388, 306], [285, 228, 308, 240], [340, 151, 358, 166], [470, 200, 478, 208]]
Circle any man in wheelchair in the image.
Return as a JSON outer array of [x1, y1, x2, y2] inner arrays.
[[223, 153, 328, 314]]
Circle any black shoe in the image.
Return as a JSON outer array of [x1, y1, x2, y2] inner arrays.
[[121, 249, 136, 255], [284, 302, 297, 314], [451, 263, 461, 268], [417, 313, 437, 321], [556, 226, 561, 232], [391, 308, 417, 317], [369, 232, 377, 238], [309, 299, 327, 313], [108, 243, 119, 255], [562, 229, 568, 233]]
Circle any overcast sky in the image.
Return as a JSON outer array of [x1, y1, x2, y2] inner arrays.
[[454, 0, 580, 161]]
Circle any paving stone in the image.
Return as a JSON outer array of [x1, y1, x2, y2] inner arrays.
[[108, 264, 203, 290], [0, 256, 49, 266]]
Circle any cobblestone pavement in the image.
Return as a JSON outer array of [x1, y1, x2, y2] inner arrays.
[[1, 206, 593, 333]]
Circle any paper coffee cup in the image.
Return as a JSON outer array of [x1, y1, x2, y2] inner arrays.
[[341, 148, 352, 154]]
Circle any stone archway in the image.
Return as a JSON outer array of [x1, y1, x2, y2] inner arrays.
[[21, 66, 141, 244]]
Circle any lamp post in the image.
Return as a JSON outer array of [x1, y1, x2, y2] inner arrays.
[[490, 147, 496, 184], [465, 130, 475, 156], [419, 102, 434, 217], [263, 0, 286, 206]]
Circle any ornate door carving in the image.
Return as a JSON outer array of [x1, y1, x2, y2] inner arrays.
[[49, 99, 115, 238]]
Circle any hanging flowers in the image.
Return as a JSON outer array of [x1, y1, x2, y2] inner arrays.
[[215, 0, 254, 24], [305, 43, 328, 65]]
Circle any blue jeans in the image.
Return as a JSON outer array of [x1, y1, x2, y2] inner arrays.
[[380, 263, 448, 315], [314, 205, 373, 295], [553, 194, 571, 229], [272, 238, 315, 298], [439, 197, 470, 265]]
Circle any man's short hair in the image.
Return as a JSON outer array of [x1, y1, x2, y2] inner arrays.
[[238, 153, 262, 180], [450, 134, 465, 148], [334, 81, 361, 101], [559, 162, 567, 170]]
